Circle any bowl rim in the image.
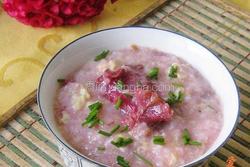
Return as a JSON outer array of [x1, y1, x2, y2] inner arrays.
[[37, 26, 240, 167]]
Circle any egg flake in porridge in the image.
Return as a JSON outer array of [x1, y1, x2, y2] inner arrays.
[[57, 82, 90, 112], [55, 46, 223, 167]]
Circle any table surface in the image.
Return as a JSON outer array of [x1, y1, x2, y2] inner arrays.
[[0, 0, 249, 166]]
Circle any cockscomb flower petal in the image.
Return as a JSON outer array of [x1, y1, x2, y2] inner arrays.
[[2, 0, 117, 28]]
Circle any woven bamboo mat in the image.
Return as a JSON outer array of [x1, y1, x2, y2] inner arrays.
[[0, 0, 249, 166]]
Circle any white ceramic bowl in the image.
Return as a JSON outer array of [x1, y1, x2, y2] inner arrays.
[[38, 27, 240, 167]]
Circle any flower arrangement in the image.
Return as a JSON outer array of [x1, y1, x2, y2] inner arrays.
[[2, 0, 117, 28]]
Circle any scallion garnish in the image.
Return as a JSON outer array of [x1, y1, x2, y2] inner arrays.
[[136, 81, 142, 87], [182, 129, 202, 146], [111, 137, 133, 148], [97, 146, 105, 151], [57, 79, 65, 84], [88, 118, 100, 128], [147, 67, 159, 80], [166, 89, 184, 106], [172, 82, 184, 88], [82, 102, 102, 128], [189, 141, 202, 146], [182, 129, 190, 145], [99, 120, 104, 125], [117, 156, 130, 167], [88, 101, 102, 111], [115, 97, 123, 110], [124, 93, 133, 99], [98, 125, 120, 137], [133, 152, 153, 167], [207, 105, 215, 110], [153, 136, 165, 145], [168, 64, 179, 78], [94, 50, 109, 61], [120, 125, 129, 133], [116, 80, 125, 90], [110, 125, 121, 134], [98, 130, 111, 137]]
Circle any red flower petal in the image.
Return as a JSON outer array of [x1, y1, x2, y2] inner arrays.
[[2, 0, 111, 28]]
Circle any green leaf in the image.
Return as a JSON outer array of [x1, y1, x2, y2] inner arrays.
[[111, 137, 133, 148], [147, 67, 159, 80], [115, 97, 123, 110], [117, 156, 130, 167], [168, 64, 179, 78], [94, 50, 109, 61], [153, 136, 165, 145]]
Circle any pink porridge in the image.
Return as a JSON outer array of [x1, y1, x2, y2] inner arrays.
[[55, 46, 223, 167]]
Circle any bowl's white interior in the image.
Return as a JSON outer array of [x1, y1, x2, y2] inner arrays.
[[38, 27, 239, 166]]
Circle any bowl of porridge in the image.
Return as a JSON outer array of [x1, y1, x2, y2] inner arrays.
[[38, 27, 239, 167]]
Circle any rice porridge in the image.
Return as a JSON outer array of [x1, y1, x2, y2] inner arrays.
[[55, 46, 223, 167]]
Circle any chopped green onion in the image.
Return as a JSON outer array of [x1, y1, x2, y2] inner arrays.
[[57, 79, 65, 84], [182, 129, 202, 146], [133, 152, 153, 167], [98, 125, 120, 137], [110, 125, 120, 134], [166, 89, 184, 106], [120, 125, 129, 133], [115, 97, 123, 110], [99, 120, 104, 125], [189, 140, 202, 146], [172, 82, 184, 88], [136, 80, 142, 87], [97, 146, 105, 151], [88, 101, 102, 111], [82, 109, 100, 127], [182, 128, 191, 145], [153, 136, 165, 145], [124, 93, 133, 99], [88, 118, 100, 128], [94, 50, 109, 61], [98, 130, 111, 137], [207, 105, 215, 110], [82, 102, 102, 128], [147, 67, 159, 80], [111, 137, 133, 147], [116, 80, 125, 90], [168, 64, 179, 78], [117, 156, 130, 167]]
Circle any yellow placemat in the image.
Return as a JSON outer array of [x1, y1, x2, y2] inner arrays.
[[0, 0, 159, 124], [225, 0, 250, 12]]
